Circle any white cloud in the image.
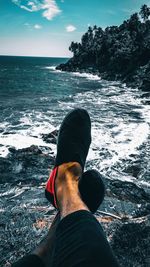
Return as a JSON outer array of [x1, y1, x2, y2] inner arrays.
[[42, 0, 61, 20], [20, 5, 34, 12], [34, 24, 42, 29], [12, 0, 61, 20], [24, 22, 42, 30], [28, 1, 40, 10], [66, 25, 76, 32]]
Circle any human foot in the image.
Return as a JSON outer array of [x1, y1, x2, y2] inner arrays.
[[54, 162, 89, 218], [45, 108, 91, 209]]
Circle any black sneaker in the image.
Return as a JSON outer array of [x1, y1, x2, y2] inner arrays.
[[79, 170, 105, 213], [55, 108, 91, 169], [45, 109, 104, 212]]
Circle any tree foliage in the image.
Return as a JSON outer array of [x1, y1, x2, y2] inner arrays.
[[67, 5, 150, 75], [57, 5, 150, 91], [140, 4, 150, 21]]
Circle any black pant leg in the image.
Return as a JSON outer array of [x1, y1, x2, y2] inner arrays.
[[11, 254, 45, 267]]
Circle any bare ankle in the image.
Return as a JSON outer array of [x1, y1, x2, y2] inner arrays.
[[55, 162, 89, 218]]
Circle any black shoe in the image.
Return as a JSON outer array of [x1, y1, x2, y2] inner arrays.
[[79, 170, 105, 213], [46, 109, 105, 213], [55, 108, 91, 170], [45, 168, 105, 213]]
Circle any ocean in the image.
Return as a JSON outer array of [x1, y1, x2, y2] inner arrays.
[[0, 55, 149, 188]]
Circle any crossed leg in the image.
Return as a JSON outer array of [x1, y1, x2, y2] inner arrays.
[[33, 162, 119, 267], [11, 108, 119, 267]]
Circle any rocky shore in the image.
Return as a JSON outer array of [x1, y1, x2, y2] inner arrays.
[[0, 130, 150, 267], [56, 62, 150, 94], [56, 5, 150, 93]]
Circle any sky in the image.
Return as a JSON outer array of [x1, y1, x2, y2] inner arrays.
[[0, 0, 149, 57]]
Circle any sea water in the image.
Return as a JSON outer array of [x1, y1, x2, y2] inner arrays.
[[0, 56, 149, 189]]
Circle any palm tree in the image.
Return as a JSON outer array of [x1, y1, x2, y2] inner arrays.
[[139, 4, 150, 21], [69, 42, 80, 56]]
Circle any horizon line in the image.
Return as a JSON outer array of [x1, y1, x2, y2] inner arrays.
[[0, 54, 70, 59]]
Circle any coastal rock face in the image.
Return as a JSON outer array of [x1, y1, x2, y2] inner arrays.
[[0, 145, 54, 184]]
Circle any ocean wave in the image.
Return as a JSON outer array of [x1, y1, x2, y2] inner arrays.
[[88, 105, 149, 171], [45, 66, 62, 73], [71, 72, 101, 81], [0, 121, 10, 129], [45, 66, 101, 81], [0, 133, 56, 157], [0, 111, 57, 157], [45, 66, 56, 70]]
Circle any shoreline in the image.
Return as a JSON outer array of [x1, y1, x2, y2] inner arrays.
[[56, 63, 150, 93]]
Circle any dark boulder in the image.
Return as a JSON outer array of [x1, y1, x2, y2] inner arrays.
[[111, 216, 150, 267], [105, 178, 150, 203], [0, 145, 54, 184], [42, 129, 58, 144]]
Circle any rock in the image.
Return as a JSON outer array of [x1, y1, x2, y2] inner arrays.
[[0, 145, 55, 184], [110, 216, 150, 267], [1, 179, 150, 267], [42, 129, 58, 144], [123, 163, 141, 178], [105, 178, 150, 203], [0, 183, 55, 266], [8, 147, 17, 153], [133, 203, 150, 218]]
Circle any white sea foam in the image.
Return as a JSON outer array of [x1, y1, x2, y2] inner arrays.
[[40, 97, 49, 101], [90, 122, 149, 171], [29, 123, 56, 137], [19, 112, 56, 136], [0, 112, 57, 157], [0, 146, 9, 158], [0, 133, 56, 157], [19, 116, 32, 125], [45, 66, 62, 73], [45, 66, 101, 80], [67, 83, 150, 174], [45, 66, 56, 70], [0, 121, 10, 129], [72, 72, 101, 81]]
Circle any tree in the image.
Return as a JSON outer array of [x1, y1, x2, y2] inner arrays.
[[81, 32, 89, 50], [69, 42, 80, 56], [128, 13, 140, 31], [139, 4, 150, 21], [58, 3, 150, 90]]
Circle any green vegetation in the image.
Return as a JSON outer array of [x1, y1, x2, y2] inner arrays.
[[57, 5, 150, 91]]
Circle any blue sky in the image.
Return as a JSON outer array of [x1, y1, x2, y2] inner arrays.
[[0, 0, 149, 57]]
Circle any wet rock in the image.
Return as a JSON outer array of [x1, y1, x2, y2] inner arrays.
[[123, 163, 141, 178], [1, 179, 150, 267], [0, 145, 55, 184], [0, 133, 149, 266], [110, 216, 150, 267], [0, 182, 55, 267], [42, 129, 58, 144], [105, 178, 150, 203], [133, 203, 150, 218], [9, 145, 43, 155]]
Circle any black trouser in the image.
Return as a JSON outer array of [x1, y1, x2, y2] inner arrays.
[[12, 210, 119, 267]]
